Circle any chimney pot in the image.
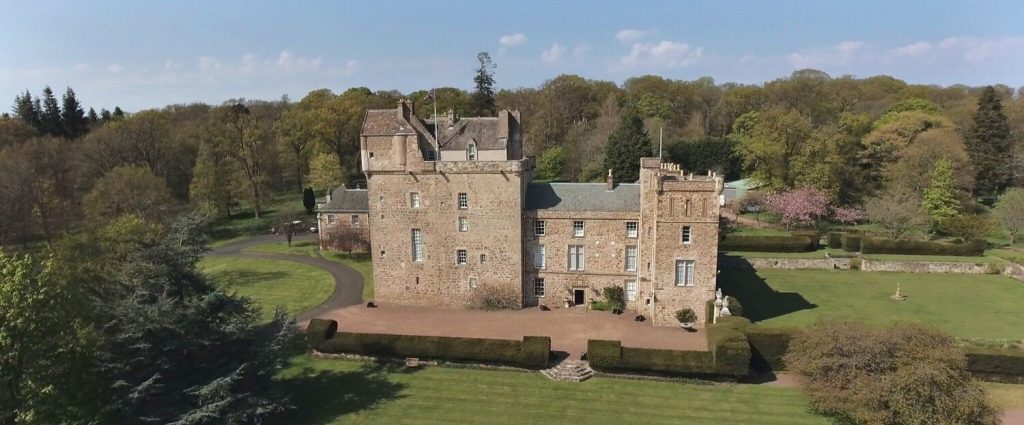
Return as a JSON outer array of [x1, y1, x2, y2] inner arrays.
[[607, 169, 615, 191]]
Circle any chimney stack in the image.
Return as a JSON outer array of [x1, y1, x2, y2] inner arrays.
[[607, 169, 615, 191]]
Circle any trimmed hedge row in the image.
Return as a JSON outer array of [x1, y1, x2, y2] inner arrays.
[[827, 232, 843, 249], [861, 238, 987, 256], [310, 320, 551, 368], [306, 318, 338, 347], [745, 326, 801, 372], [719, 234, 818, 253], [965, 347, 1024, 383], [706, 316, 752, 377], [841, 233, 862, 252], [704, 296, 744, 325]]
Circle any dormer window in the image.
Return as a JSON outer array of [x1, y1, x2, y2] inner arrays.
[[467, 143, 477, 161], [426, 150, 436, 161]]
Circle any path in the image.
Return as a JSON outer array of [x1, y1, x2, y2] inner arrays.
[[209, 233, 364, 322]]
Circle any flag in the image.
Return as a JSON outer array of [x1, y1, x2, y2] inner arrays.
[[424, 89, 435, 101]]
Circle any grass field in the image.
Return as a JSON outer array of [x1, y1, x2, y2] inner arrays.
[[719, 269, 1024, 341], [245, 241, 375, 302], [199, 256, 334, 320], [271, 356, 830, 425], [724, 249, 852, 259], [987, 382, 1024, 410]]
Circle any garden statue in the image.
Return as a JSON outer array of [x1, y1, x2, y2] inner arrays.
[[721, 296, 732, 317], [713, 290, 724, 323], [891, 283, 907, 302]]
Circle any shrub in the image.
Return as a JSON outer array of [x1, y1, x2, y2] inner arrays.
[[745, 326, 801, 372], [840, 233, 862, 252], [985, 263, 1004, 275], [317, 332, 539, 366], [848, 257, 862, 270], [861, 237, 987, 256], [785, 322, 999, 425], [602, 286, 625, 310], [704, 296, 744, 324], [719, 234, 817, 252], [587, 339, 623, 367], [827, 232, 843, 249], [468, 283, 521, 310], [520, 336, 551, 369], [965, 347, 1024, 383], [675, 308, 697, 324], [306, 318, 338, 348]]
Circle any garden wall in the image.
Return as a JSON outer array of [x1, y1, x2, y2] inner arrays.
[[858, 260, 989, 274], [719, 256, 850, 270], [718, 255, 1024, 281]]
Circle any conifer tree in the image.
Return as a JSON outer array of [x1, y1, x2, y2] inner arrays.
[[302, 187, 316, 214], [112, 106, 125, 120], [471, 52, 497, 116], [39, 86, 63, 137], [603, 111, 653, 183], [87, 107, 99, 124], [12, 90, 40, 130], [921, 158, 961, 231], [61, 87, 87, 138], [966, 86, 1012, 195], [100, 108, 112, 121]]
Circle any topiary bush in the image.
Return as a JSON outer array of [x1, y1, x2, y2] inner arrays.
[[965, 347, 1024, 383], [520, 336, 551, 369], [719, 234, 818, 252], [318, 332, 528, 366], [587, 339, 623, 367], [745, 326, 801, 372], [827, 232, 843, 249], [675, 308, 697, 324], [861, 238, 986, 256], [840, 233, 862, 252], [306, 318, 338, 349], [706, 316, 752, 377], [602, 286, 626, 310]]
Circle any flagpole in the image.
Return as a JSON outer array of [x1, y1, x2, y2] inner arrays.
[[433, 89, 440, 162], [659, 127, 663, 159]]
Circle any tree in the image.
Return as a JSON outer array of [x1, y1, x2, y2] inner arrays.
[[666, 137, 743, 181], [966, 86, 1012, 195], [326, 226, 370, 257], [942, 214, 997, 242], [111, 106, 125, 120], [471, 52, 497, 116], [763, 187, 831, 229], [60, 87, 87, 138], [865, 189, 920, 240], [603, 111, 652, 183], [308, 152, 345, 193], [12, 90, 39, 130], [993, 187, 1024, 244], [39, 86, 63, 137], [921, 158, 961, 231], [735, 107, 812, 191], [189, 138, 235, 217], [83, 165, 174, 222], [535, 146, 565, 181], [886, 128, 974, 196], [275, 102, 315, 192], [86, 107, 99, 125], [276, 206, 303, 246], [303, 187, 316, 214], [785, 322, 998, 425], [211, 103, 275, 218]]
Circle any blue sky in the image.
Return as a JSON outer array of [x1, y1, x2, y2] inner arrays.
[[2, 0, 1023, 111]]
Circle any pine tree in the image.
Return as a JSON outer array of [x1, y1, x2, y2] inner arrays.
[[966, 86, 1012, 195], [302, 187, 316, 214], [471, 52, 496, 116], [87, 107, 99, 125], [921, 158, 961, 231], [60, 87, 86, 138], [603, 111, 653, 183], [39, 86, 63, 137], [12, 90, 40, 130], [112, 106, 125, 120], [100, 108, 112, 121]]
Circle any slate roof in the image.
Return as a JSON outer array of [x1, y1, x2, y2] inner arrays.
[[525, 183, 640, 212], [435, 117, 503, 151], [361, 109, 412, 135], [318, 186, 369, 212]]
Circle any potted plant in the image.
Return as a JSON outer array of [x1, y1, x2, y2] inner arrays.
[[675, 308, 697, 330]]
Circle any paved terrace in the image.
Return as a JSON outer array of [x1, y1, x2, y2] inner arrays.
[[310, 305, 708, 359]]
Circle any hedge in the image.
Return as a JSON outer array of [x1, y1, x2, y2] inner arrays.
[[706, 316, 752, 377], [861, 238, 987, 256], [965, 347, 1024, 383], [719, 234, 818, 252], [306, 318, 338, 348], [704, 296, 744, 325], [315, 330, 550, 368], [745, 326, 801, 372], [840, 233, 862, 252], [827, 232, 843, 249]]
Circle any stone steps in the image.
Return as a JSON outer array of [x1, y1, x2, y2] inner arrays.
[[540, 360, 594, 382]]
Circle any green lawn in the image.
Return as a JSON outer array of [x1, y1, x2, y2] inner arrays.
[[719, 269, 1024, 341], [199, 256, 334, 320], [989, 247, 1024, 266], [271, 356, 830, 425], [729, 226, 791, 237], [987, 382, 1024, 410], [245, 241, 375, 302], [724, 248, 853, 259]]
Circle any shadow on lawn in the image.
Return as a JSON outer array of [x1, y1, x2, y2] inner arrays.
[[271, 359, 412, 424], [717, 266, 817, 322]]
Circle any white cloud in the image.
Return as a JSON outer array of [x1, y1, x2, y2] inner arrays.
[[620, 41, 703, 67], [892, 41, 932, 57], [276, 50, 322, 71], [163, 60, 183, 70], [615, 29, 650, 42], [107, 64, 125, 74], [73, 63, 91, 72], [541, 43, 566, 62], [198, 56, 222, 71], [499, 33, 527, 47], [787, 40, 869, 69], [935, 36, 1024, 63]]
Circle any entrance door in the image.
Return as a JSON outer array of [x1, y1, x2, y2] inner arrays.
[[573, 288, 586, 305]]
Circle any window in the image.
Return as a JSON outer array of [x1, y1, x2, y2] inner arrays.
[[626, 221, 638, 238], [534, 220, 546, 236], [568, 245, 585, 271], [426, 150, 436, 161], [457, 249, 468, 265], [458, 193, 468, 209], [350, 215, 361, 227], [327, 214, 336, 224], [625, 246, 637, 271], [682, 226, 692, 244], [533, 244, 546, 269], [573, 220, 585, 237], [467, 143, 477, 161], [411, 229, 424, 262], [458, 217, 468, 232], [626, 279, 637, 301], [469, 277, 478, 288], [480, 254, 487, 264], [410, 192, 421, 208], [533, 277, 545, 297], [675, 260, 695, 287]]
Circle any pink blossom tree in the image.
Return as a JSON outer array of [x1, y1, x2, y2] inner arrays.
[[831, 205, 864, 226], [763, 187, 830, 229]]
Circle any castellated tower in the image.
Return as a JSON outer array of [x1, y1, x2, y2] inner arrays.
[[359, 100, 531, 308], [637, 158, 724, 326]]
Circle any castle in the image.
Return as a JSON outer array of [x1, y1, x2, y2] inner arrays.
[[317, 101, 723, 326]]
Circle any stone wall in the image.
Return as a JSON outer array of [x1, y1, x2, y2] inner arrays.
[[317, 212, 370, 251], [718, 255, 1024, 280], [718, 256, 850, 270], [859, 259, 990, 274]]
